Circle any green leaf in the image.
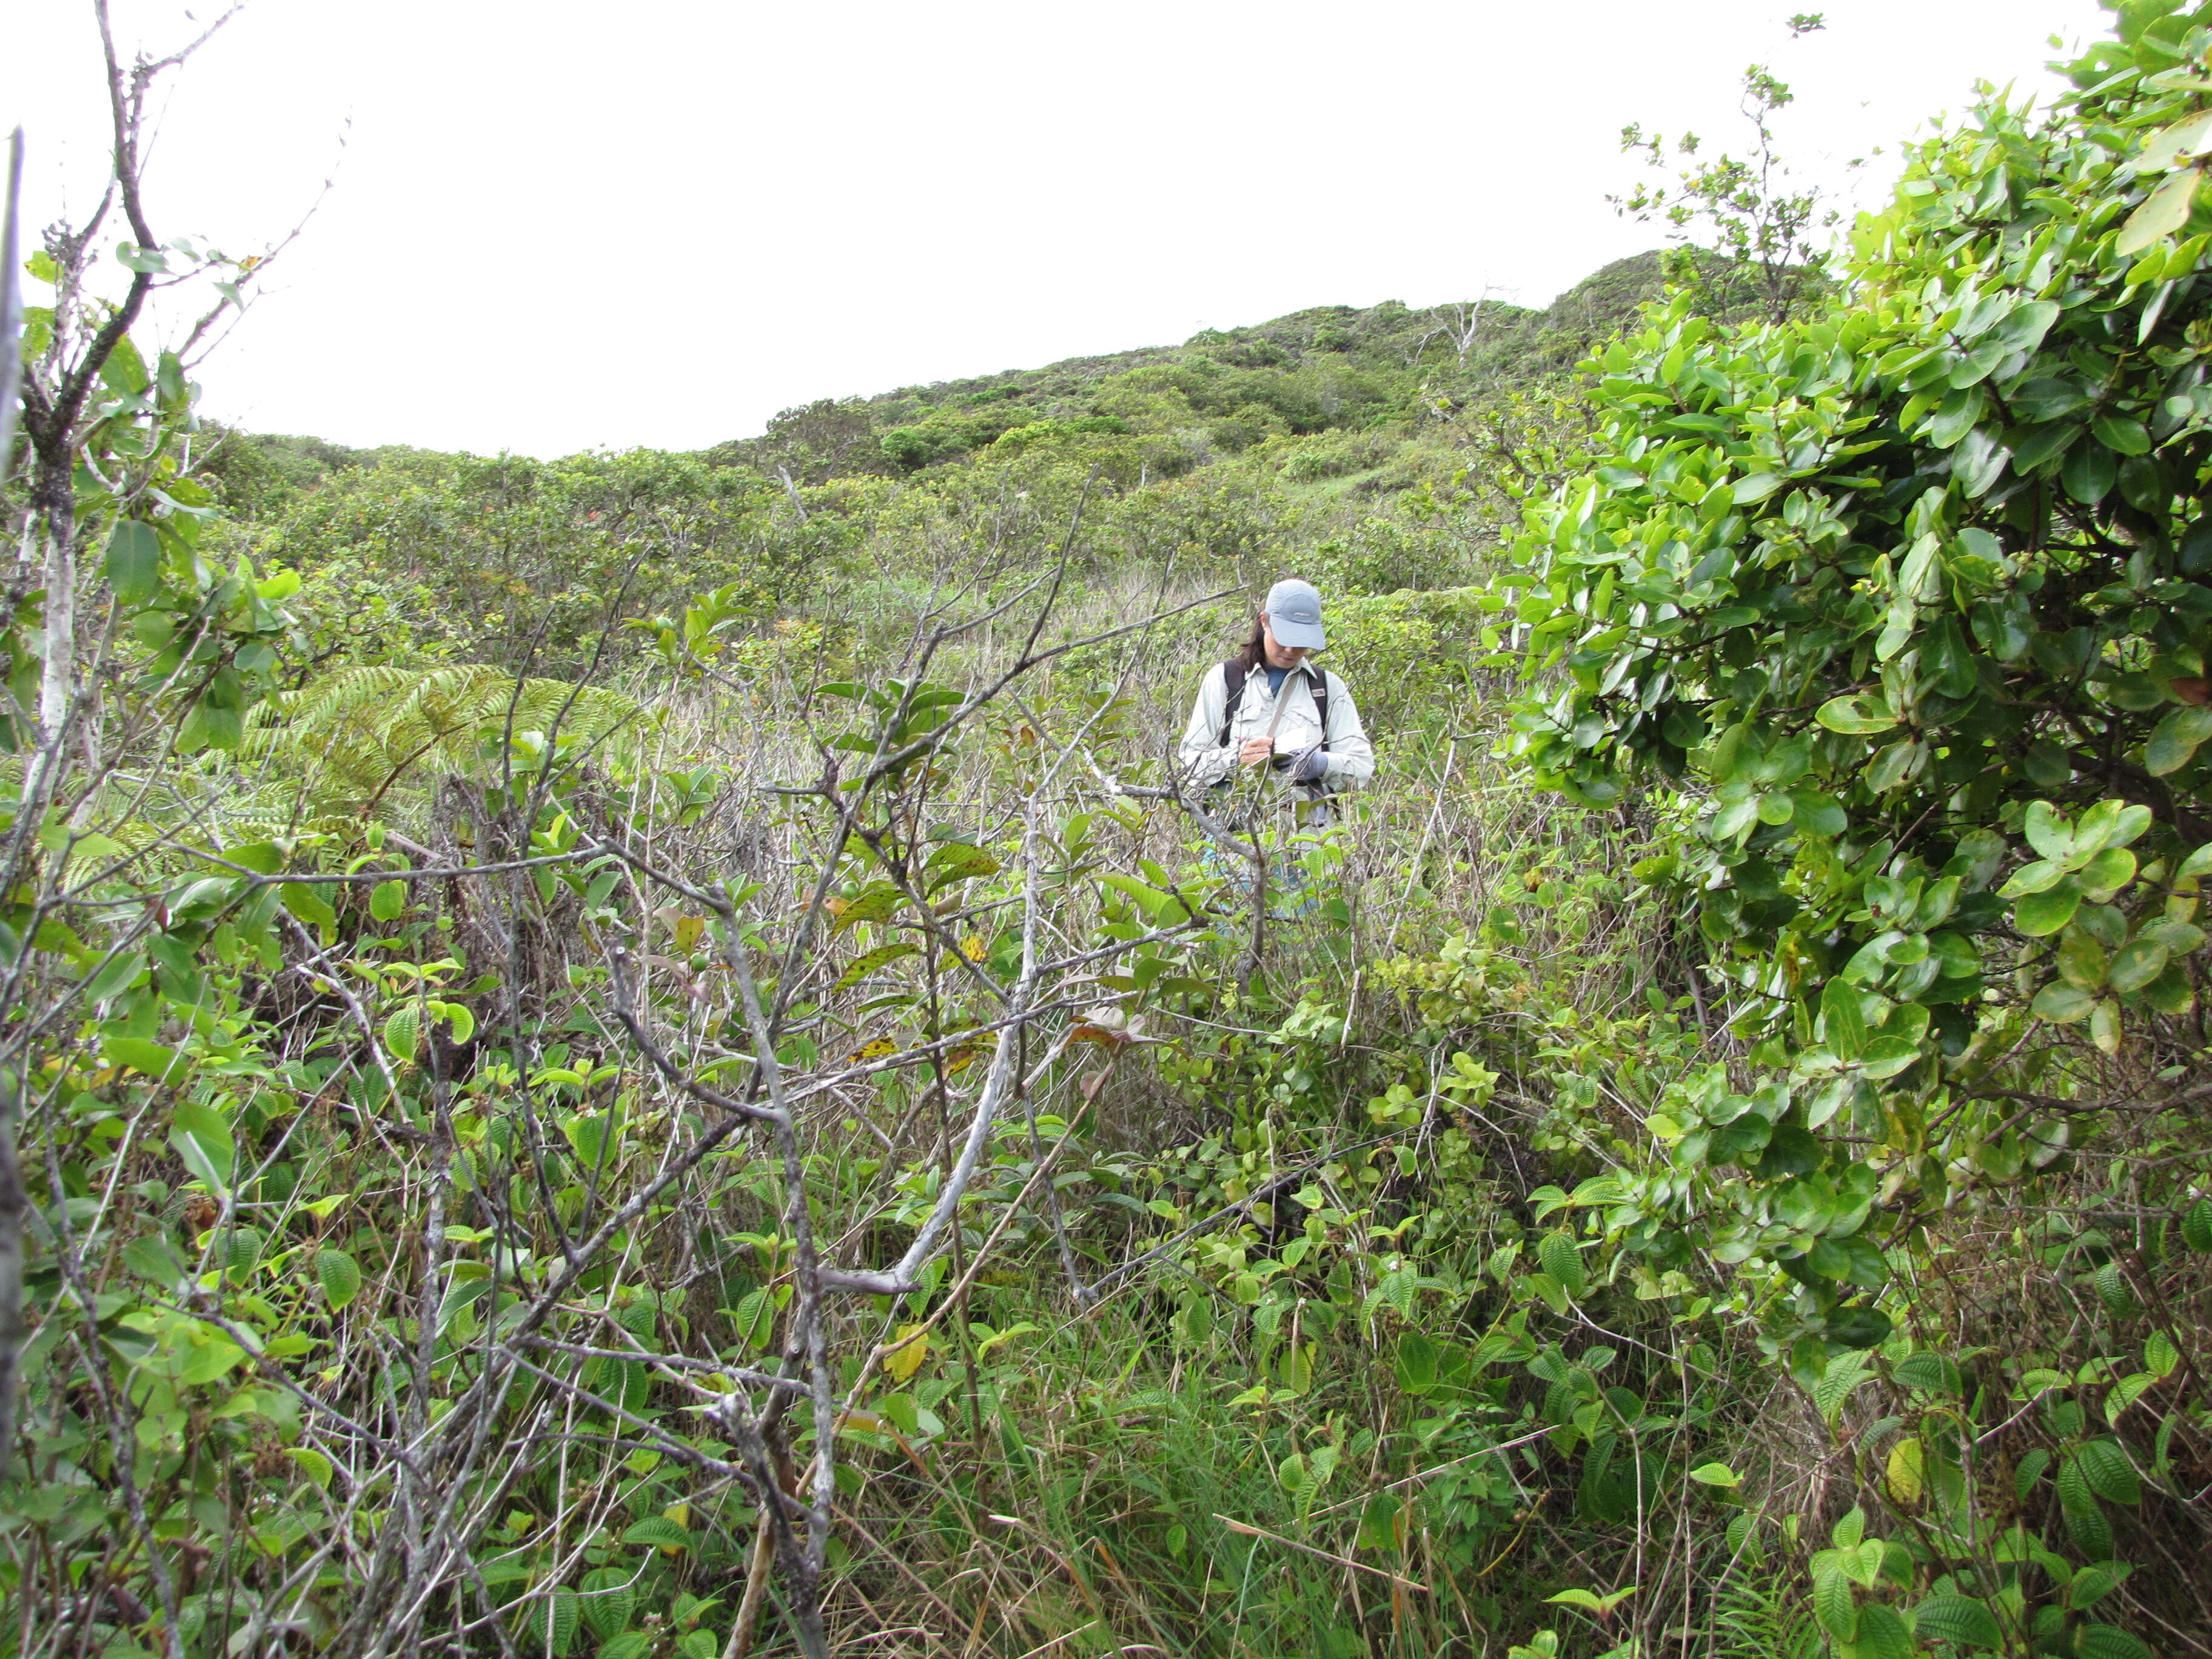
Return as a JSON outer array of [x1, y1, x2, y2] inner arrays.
[[2077, 1626, 2154, 1659], [2145, 705, 2212, 775], [2091, 996, 2123, 1054], [1998, 858, 2066, 897], [1538, 1231, 1587, 1298], [220, 840, 287, 875], [369, 880, 409, 923], [384, 1005, 421, 1065], [2076, 799, 2153, 853], [2024, 800, 2074, 860], [1911, 1594, 2003, 1649], [1826, 1304, 1893, 1350], [622, 1516, 692, 1551], [832, 941, 920, 991], [579, 1568, 635, 1640], [106, 1035, 189, 1084], [124, 1235, 190, 1287], [2014, 879, 2083, 936], [1100, 871, 1185, 921], [100, 331, 150, 390], [1545, 1587, 1635, 1615], [169, 1099, 236, 1190], [286, 1446, 335, 1490], [1859, 1037, 1922, 1081], [1395, 1332, 1439, 1395], [1815, 694, 1899, 734], [1854, 1603, 1912, 1659], [1792, 789, 1848, 837], [2074, 1438, 2142, 1506], [2063, 440, 2116, 503], [922, 841, 1000, 894], [1686, 1461, 1740, 1487], [1822, 979, 1868, 1060], [105, 520, 163, 605], [534, 1591, 580, 1657], [180, 1336, 247, 1384], [281, 882, 338, 935], [2108, 937, 2169, 994], [2032, 980, 2097, 1023], [2068, 1564, 2122, 1611], [317, 1248, 363, 1310], [1813, 1566, 1858, 1641], [2076, 846, 2137, 897], [730, 1287, 777, 1352], [1892, 1352, 1961, 1394], [2090, 412, 2152, 455], [2184, 1196, 2212, 1252]]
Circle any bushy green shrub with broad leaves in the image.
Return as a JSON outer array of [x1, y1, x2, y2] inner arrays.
[[1507, 0, 2212, 1335], [1493, 5, 2212, 1649]]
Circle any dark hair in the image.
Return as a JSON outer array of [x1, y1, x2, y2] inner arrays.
[[1236, 612, 1267, 672]]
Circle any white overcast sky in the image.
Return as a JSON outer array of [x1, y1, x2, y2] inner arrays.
[[7, 0, 2111, 459]]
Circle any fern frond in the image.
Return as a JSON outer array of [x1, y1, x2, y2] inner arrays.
[[250, 666, 640, 809]]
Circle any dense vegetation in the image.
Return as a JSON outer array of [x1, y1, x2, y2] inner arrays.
[[4, 4, 2211, 1658]]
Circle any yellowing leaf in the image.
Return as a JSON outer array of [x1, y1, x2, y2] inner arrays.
[[1885, 1436, 1925, 1505], [832, 942, 919, 991], [883, 1323, 930, 1384], [2119, 163, 2203, 258], [830, 883, 902, 933], [2138, 109, 2212, 173]]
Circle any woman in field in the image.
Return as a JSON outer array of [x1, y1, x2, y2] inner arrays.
[[1177, 577, 1374, 826]]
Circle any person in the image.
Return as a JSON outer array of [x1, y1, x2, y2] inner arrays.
[[1177, 577, 1374, 825]]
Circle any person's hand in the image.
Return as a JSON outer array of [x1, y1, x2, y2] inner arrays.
[[1238, 736, 1274, 767], [1292, 747, 1329, 783]]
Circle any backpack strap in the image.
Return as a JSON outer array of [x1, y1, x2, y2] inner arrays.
[[1217, 659, 1247, 746], [1219, 659, 1331, 748]]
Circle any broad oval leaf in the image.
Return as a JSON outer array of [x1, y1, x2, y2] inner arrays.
[[2117, 162, 2202, 256], [105, 520, 163, 605], [369, 880, 410, 923], [2014, 880, 2083, 936], [1815, 694, 1899, 735], [317, 1247, 364, 1310], [169, 1099, 236, 1190], [1912, 1593, 2003, 1649]]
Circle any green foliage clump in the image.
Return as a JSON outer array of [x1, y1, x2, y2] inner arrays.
[[1499, 2, 2212, 1646]]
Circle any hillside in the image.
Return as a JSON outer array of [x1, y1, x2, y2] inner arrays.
[[207, 250, 1668, 507], [7, 8, 2212, 1659]]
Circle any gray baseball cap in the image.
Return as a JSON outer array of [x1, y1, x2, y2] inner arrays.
[[1264, 577, 1326, 649]]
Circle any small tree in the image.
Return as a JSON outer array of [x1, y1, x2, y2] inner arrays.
[[1, 0, 301, 1483], [1612, 13, 1839, 324]]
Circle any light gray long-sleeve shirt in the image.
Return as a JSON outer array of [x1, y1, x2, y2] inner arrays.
[[1176, 660, 1375, 794]]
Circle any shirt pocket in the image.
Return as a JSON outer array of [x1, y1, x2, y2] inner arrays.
[[1274, 711, 1326, 752]]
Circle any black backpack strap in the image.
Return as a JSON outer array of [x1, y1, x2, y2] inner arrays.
[[1308, 666, 1329, 740], [1217, 659, 1247, 746]]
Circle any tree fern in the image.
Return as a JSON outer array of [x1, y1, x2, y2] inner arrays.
[[249, 665, 640, 811]]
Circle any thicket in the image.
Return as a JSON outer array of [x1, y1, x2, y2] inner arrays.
[[2, 4, 2211, 1658]]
